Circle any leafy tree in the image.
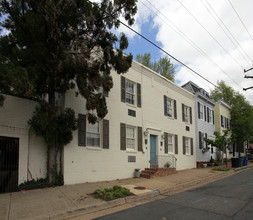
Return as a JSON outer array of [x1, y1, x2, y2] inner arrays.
[[0, 0, 137, 184], [204, 130, 231, 166], [210, 80, 234, 106], [210, 81, 253, 153], [135, 53, 175, 81]]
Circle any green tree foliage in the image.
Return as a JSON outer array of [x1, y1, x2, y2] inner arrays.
[[210, 81, 234, 106], [204, 130, 231, 165], [0, 0, 137, 184], [135, 53, 175, 81], [210, 81, 253, 148]]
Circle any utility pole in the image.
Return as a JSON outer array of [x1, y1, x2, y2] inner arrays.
[[243, 67, 253, 91]]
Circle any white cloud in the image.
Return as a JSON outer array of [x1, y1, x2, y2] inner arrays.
[[127, 0, 253, 103]]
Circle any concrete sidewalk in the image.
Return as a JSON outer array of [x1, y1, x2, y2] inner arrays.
[[1, 165, 252, 220]]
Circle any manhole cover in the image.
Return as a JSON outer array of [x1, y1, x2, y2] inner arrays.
[[134, 186, 146, 190]]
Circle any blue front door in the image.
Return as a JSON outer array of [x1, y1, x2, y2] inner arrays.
[[150, 135, 157, 165]]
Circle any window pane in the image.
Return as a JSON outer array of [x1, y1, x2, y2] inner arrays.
[[168, 135, 173, 153], [86, 121, 100, 147], [167, 100, 172, 116], [126, 127, 135, 150]]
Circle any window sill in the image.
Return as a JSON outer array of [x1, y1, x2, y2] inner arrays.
[[86, 146, 102, 151], [126, 103, 137, 109], [126, 149, 137, 153]]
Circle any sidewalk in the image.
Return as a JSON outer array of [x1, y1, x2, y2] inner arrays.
[[1, 165, 252, 220]]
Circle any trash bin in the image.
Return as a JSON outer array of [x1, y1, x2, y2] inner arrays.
[[239, 157, 244, 167], [232, 157, 240, 167], [243, 157, 248, 166]]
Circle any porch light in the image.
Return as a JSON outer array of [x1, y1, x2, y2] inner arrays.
[[144, 129, 148, 136]]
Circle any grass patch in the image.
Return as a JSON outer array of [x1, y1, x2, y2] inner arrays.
[[93, 185, 131, 201], [212, 167, 230, 171]]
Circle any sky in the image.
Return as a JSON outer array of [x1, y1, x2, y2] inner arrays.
[[116, 0, 253, 104]]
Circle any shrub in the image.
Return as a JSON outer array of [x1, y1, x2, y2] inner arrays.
[[212, 167, 230, 171], [93, 185, 131, 200]]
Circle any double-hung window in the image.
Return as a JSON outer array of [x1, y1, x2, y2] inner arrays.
[[185, 137, 190, 154], [208, 108, 213, 124], [126, 126, 135, 150], [199, 103, 204, 120], [86, 121, 100, 147], [167, 99, 173, 117], [168, 135, 173, 153], [184, 106, 189, 122], [126, 81, 135, 105], [201, 133, 205, 149]]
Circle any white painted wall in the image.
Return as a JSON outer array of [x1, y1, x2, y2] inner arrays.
[[64, 61, 196, 185], [0, 95, 47, 184]]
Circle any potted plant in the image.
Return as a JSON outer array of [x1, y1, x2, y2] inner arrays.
[[134, 169, 141, 178], [209, 156, 215, 166], [164, 162, 170, 168]]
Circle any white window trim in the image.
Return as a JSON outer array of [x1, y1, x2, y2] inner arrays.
[[86, 121, 100, 148], [184, 106, 189, 122], [185, 137, 190, 155], [208, 109, 213, 124], [199, 103, 204, 120], [126, 80, 135, 106], [126, 125, 136, 151], [167, 99, 173, 117], [167, 134, 173, 153]]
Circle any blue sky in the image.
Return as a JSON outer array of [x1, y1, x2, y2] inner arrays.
[[125, 19, 162, 63], [117, 0, 253, 104]]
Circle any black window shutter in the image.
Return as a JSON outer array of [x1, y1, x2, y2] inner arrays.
[[78, 114, 86, 146], [174, 100, 177, 119], [175, 135, 178, 154], [103, 119, 109, 149], [120, 123, 126, 150], [137, 83, 141, 108], [183, 136, 186, 155], [164, 95, 167, 116], [182, 104, 185, 121], [190, 107, 192, 124], [199, 131, 202, 149], [164, 132, 168, 153], [207, 107, 209, 123], [191, 138, 193, 155], [213, 110, 215, 124], [198, 102, 200, 119], [204, 106, 206, 121], [221, 115, 223, 127], [121, 76, 125, 102], [205, 133, 207, 148], [138, 127, 143, 152]]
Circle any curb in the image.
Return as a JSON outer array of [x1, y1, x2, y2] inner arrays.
[[51, 165, 253, 219]]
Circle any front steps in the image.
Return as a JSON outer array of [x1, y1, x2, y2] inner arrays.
[[140, 165, 177, 179]]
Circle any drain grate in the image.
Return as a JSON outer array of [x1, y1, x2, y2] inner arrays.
[[134, 186, 146, 190]]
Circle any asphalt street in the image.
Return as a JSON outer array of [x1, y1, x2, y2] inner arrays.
[[95, 168, 253, 220]]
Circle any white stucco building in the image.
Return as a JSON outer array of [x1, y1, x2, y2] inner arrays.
[[0, 60, 197, 191]]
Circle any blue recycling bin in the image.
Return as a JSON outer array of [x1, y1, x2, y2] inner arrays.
[[239, 157, 244, 167], [243, 157, 248, 166]]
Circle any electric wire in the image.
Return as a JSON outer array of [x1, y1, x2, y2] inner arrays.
[[228, 0, 253, 43], [203, 0, 252, 65], [201, 0, 252, 66], [142, 0, 242, 90], [88, 0, 218, 89], [176, 0, 244, 75]]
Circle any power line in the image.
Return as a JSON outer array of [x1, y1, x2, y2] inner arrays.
[[118, 20, 218, 89], [141, 0, 242, 91], [88, 0, 218, 88], [141, 0, 243, 90], [228, 0, 253, 43], [202, 0, 252, 66], [176, 0, 244, 74]]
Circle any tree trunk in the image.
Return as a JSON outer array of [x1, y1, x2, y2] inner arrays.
[[48, 87, 57, 184]]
